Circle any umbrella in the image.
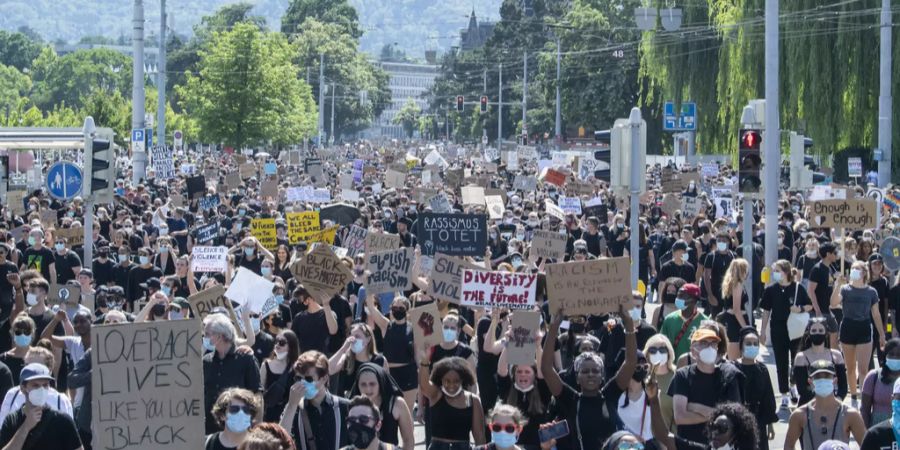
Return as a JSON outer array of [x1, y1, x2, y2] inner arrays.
[[319, 203, 361, 226], [254, 152, 271, 159]]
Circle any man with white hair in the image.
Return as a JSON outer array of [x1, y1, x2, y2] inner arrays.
[[202, 313, 261, 434]]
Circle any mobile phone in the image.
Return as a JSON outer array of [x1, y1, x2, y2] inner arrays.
[[539, 420, 570, 443]]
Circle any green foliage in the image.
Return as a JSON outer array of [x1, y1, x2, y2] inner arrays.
[[393, 97, 421, 138], [0, 64, 31, 112], [178, 22, 317, 148], [282, 0, 363, 39], [0, 30, 44, 72], [29, 47, 132, 111]]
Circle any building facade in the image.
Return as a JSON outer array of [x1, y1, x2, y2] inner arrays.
[[365, 61, 439, 140]]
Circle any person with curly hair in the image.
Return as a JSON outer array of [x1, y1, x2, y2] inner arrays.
[[238, 423, 296, 450], [205, 387, 263, 450], [418, 354, 486, 449]]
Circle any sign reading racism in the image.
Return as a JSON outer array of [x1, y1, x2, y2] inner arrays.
[[365, 248, 413, 294], [546, 257, 632, 315]]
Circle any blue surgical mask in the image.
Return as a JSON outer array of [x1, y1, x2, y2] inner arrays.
[[225, 411, 252, 433], [161, 286, 171, 297], [772, 271, 783, 283], [491, 431, 517, 448], [55, 243, 65, 252], [14, 334, 31, 347], [238, 209, 246, 216], [250, 318, 261, 334], [243, 247, 254, 256], [139, 256, 149, 265], [742, 345, 759, 359], [261, 267, 272, 277], [352, 339, 365, 354], [159, 246, 169, 253], [28, 237, 35, 246], [716, 242, 727, 252], [274, 295, 285, 305], [629, 307, 642, 322], [680, 252, 689, 262], [812, 379, 834, 397], [674, 298, 686, 310], [202, 337, 215, 352], [442, 328, 457, 343], [886, 358, 900, 371], [849, 269, 862, 281], [302, 380, 319, 399]]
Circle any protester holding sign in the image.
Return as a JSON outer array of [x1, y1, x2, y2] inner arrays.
[[0, 363, 82, 450]]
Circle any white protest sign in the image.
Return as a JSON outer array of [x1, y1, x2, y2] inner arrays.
[[225, 267, 276, 313], [286, 186, 332, 203], [190, 246, 228, 273], [558, 197, 582, 215], [461, 270, 537, 309], [545, 199, 565, 220], [428, 193, 452, 213], [485, 195, 505, 220], [341, 189, 360, 202]]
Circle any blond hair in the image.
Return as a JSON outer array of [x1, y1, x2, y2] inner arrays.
[[721, 258, 749, 300]]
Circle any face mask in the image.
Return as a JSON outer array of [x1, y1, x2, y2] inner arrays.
[[159, 228, 168, 236], [680, 253, 689, 262], [772, 271, 783, 283], [492, 431, 518, 448], [886, 358, 900, 371], [275, 350, 288, 360], [25, 293, 38, 306], [513, 383, 534, 393], [559, 228, 567, 236], [351, 339, 366, 354], [302, 380, 319, 399], [778, 238, 784, 245], [161, 286, 171, 297], [119, 254, 129, 263], [674, 298, 687, 310], [169, 311, 184, 320], [159, 246, 169, 253], [711, 443, 734, 450], [348, 421, 378, 449], [649, 352, 668, 366], [742, 345, 759, 359], [442, 329, 457, 343], [698, 347, 718, 365], [617, 223, 625, 229], [274, 295, 285, 305], [14, 334, 31, 347], [27, 387, 48, 407], [629, 307, 642, 322], [806, 250, 817, 258], [812, 379, 834, 397], [261, 267, 272, 277], [55, 243, 65, 252], [202, 336, 215, 352], [441, 386, 462, 397], [238, 209, 246, 216], [27, 237, 36, 246], [392, 308, 407, 320], [250, 318, 261, 334], [633, 368, 648, 382], [849, 269, 862, 281], [225, 411, 252, 433], [527, 220, 539, 227], [244, 247, 254, 256], [139, 256, 149, 265], [809, 334, 827, 346], [151, 304, 166, 318]]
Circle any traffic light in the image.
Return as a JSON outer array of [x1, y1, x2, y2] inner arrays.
[[456, 95, 464, 112], [84, 131, 115, 201], [593, 149, 611, 183], [789, 132, 823, 189], [738, 129, 762, 193], [480, 96, 488, 113], [594, 129, 611, 144]]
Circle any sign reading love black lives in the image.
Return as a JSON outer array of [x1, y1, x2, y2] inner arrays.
[[416, 213, 487, 256]]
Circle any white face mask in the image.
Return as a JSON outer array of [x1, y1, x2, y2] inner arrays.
[[680, 253, 689, 262], [849, 269, 862, 281], [275, 351, 288, 360], [711, 443, 734, 450], [513, 382, 535, 393], [27, 387, 48, 406], [441, 386, 462, 397], [25, 293, 38, 306], [649, 352, 668, 366], [699, 347, 718, 365]]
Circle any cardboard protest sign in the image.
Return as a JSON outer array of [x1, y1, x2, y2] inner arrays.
[[7, 191, 25, 216], [344, 225, 368, 257], [170, 193, 185, 208], [190, 246, 228, 273], [660, 169, 682, 193], [261, 179, 279, 199], [485, 195, 505, 220], [546, 257, 632, 315], [682, 196, 702, 218], [287, 212, 320, 244], [250, 218, 277, 249], [810, 199, 877, 230], [195, 222, 219, 244], [365, 248, 413, 294], [225, 267, 276, 312], [385, 169, 407, 189], [187, 286, 236, 322], [304, 226, 339, 245], [416, 213, 487, 256], [545, 200, 565, 221], [40, 209, 56, 228], [409, 301, 442, 349], [427, 193, 452, 214], [544, 169, 567, 187], [225, 172, 241, 190], [291, 245, 353, 300], [91, 319, 205, 450], [461, 270, 537, 309], [558, 197, 582, 215], [513, 175, 537, 191], [55, 226, 84, 247], [568, 181, 594, 196], [198, 194, 220, 211], [239, 163, 256, 179], [341, 189, 360, 202], [531, 229, 567, 260], [365, 231, 400, 255], [507, 310, 541, 366], [661, 194, 681, 218], [427, 253, 483, 304], [48, 283, 80, 305], [461, 186, 486, 206]]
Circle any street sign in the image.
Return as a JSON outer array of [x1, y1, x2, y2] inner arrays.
[[131, 129, 145, 153], [174, 130, 183, 151], [145, 128, 153, 148], [848, 157, 863, 178], [46, 162, 83, 200], [663, 101, 697, 131]]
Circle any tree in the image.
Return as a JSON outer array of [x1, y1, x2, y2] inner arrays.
[[178, 22, 317, 148], [393, 98, 421, 138], [0, 30, 44, 71], [29, 47, 131, 111], [0, 64, 31, 114], [281, 0, 362, 39]]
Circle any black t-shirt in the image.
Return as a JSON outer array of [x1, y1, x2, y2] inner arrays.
[[808, 261, 837, 312], [54, 251, 82, 284], [860, 419, 896, 450], [204, 432, 237, 450], [659, 260, 696, 284], [554, 382, 617, 450], [327, 296, 353, 354], [92, 258, 115, 286], [22, 247, 55, 280], [703, 251, 733, 300], [668, 365, 742, 443], [760, 282, 811, 322], [0, 406, 82, 450], [475, 317, 500, 375], [291, 309, 335, 353], [430, 342, 474, 365], [796, 254, 820, 279]]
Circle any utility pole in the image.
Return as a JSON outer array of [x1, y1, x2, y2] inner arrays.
[[555, 37, 561, 151], [522, 51, 527, 141], [763, 0, 779, 269], [878, 0, 893, 186], [483, 69, 487, 93], [330, 84, 336, 145], [318, 53, 325, 147], [131, 0, 146, 186], [156, 0, 166, 153], [629, 108, 642, 289], [498, 63, 503, 144]]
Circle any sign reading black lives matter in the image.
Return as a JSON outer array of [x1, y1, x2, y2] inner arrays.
[[92, 319, 205, 450], [416, 213, 487, 256]]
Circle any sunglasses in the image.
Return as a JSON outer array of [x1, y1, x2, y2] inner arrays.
[[227, 405, 254, 415], [489, 423, 519, 434], [348, 415, 376, 426], [13, 329, 30, 336], [646, 346, 667, 355], [275, 339, 288, 346]]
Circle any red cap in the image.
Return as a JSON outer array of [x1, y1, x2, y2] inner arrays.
[[679, 283, 701, 299]]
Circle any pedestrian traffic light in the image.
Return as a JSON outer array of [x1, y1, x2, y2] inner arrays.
[[456, 95, 464, 112], [480, 96, 488, 113], [738, 129, 762, 193], [789, 132, 822, 189], [84, 131, 115, 201]]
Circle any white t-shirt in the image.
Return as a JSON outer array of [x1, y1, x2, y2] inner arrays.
[[0, 387, 73, 423], [62, 336, 86, 407], [617, 390, 652, 441]]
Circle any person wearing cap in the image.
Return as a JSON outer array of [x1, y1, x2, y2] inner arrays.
[[668, 326, 743, 444], [785, 359, 866, 450], [0, 363, 82, 449], [657, 240, 696, 306], [730, 327, 778, 450], [21, 229, 55, 284], [660, 283, 709, 360], [859, 377, 900, 450]]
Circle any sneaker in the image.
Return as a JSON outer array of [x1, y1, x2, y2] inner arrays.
[[781, 396, 790, 409]]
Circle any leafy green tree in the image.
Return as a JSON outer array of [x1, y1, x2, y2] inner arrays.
[[393, 97, 421, 138], [0, 30, 44, 71], [178, 22, 317, 148], [281, 0, 362, 39], [29, 47, 131, 111], [0, 64, 31, 116]]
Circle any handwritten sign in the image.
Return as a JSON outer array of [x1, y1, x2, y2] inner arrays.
[[344, 225, 368, 257], [513, 175, 537, 191], [365, 248, 413, 294], [545, 200, 565, 221], [410, 302, 442, 349], [416, 213, 487, 257], [544, 169, 567, 187], [546, 257, 632, 315], [485, 195, 505, 220], [682, 196, 702, 218], [287, 212, 320, 244], [507, 311, 541, 365], [55, 226, 84, 247], [198, 194, 220, 211], [427, 193, 452, 213], [190, 246, 228, 273], [292, 245, 353, 300], [810, 199, 877, 230], [427, 253, 484, 304], [250, 218, 277, 249], [531, 229, 567, 260], [558, 197, 582, 215], [365, 231, 400, 255], [461, 186, 486, 206], [194, 222, 218, 244], [187, 286, 238, 328], [91, 320, 205, 450], [461, 270, 537, 309]]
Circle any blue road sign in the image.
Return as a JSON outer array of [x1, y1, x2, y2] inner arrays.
[[145, 128, 153, 148], [131, 129, 144, 143], [46, 162, 83, 200], [662, 101, 697, 131]]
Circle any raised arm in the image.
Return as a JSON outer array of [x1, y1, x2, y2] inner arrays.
[[541, 308, 565, 397], [418, 348, 440, 402], [613, 304, 638, 391]]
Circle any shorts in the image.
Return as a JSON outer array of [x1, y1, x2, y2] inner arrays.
[[389, 363, 418, 391], [840, 319, 872, 345], [717, 310, 750, 343]]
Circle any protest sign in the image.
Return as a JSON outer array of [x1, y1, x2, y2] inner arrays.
[[513, 175, 537, 191], [461, 270, 537, 309], [151, 146, 175, 179], [409, 302, 442, 349], [239, 163, 256, 179], [91, 319, 205, 450], [341, 189, 360, 202], [187, 286, 236, 322], [546, 257, 632, 315], [506, 151, 519, 171], [427, 193, 452, 214], [485, 195, 505, 220], [170, 193, 185, 208], [416, 213, 487, 256], [40, 209, 56, 228], [261, 179, 279, 199], [544, 169, 567, 187], [660, 169, 682, 193], [427, 253, 483, 303], [198, 194, 220, 211], [286, 186, 331, 204], [415, 254, 434, 278], [661, 194, 681, 218], [568, 181, 594, 196], [304, 226, 338, 245], [286, 212, 320, 244], [250, 218, 277, 249], [7, 192, 24, 216], [55, 226, 84, 247], [461, 186, 486, 206], [544, 200, 565, 221], [682, 196, 702, 217], [385, 169, 407, 189], [577, 158, 598, 180], [810, 199, 877, 230], [344, 225, 368, 257], [195, 222, 218, 244], [531, 229, 567, 260], [507, 311, 541, 366], [186, 176, 206, 199], [190, 246, 228, 273], [701, 162, 719, 178], [366, 231, 401, 255], [291, 245, 353, 300], [365, 248, 413, 294], [225, 172, 241, 190], [225, 267, 276, 312], [48, 283, 80, 305], [558, 197, 582, 215]]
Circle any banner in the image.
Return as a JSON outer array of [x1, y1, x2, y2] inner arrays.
[[55, 226, 84, 247], [427, 253, 484, 304], [198, 194, 220, 211], [344, 225, 368, 257], [250, 218, 277, 249], [225, 267, 276, 312], [461, 270, 537, 309], [416, 213, 487, 256], [810, 199, 877, 230], [546, 257, 632, 315], [190, 246, 228, 273], [291, 245, 353, 299], [531, 229, 567, 260], [91, 320, 205, 450], [507, 311, 541, 366], [287, 212, 321, 244], [365, 248, 413, 294], [286, 186, 331, 204]]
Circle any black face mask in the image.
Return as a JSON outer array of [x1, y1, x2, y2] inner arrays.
[[663, 293, 677, 304], [809, 334, 827, 346], [633, 368, 648, 383], [347, 421, 377, 449], [151, 304, 166, 318], [391, 308, 407, 320], [570, 323, 585, 333]]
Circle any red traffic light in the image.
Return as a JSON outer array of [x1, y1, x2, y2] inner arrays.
[[456, 95, 464, 112], [740, 129, 762, 150], [480, 96, 488, 112]]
